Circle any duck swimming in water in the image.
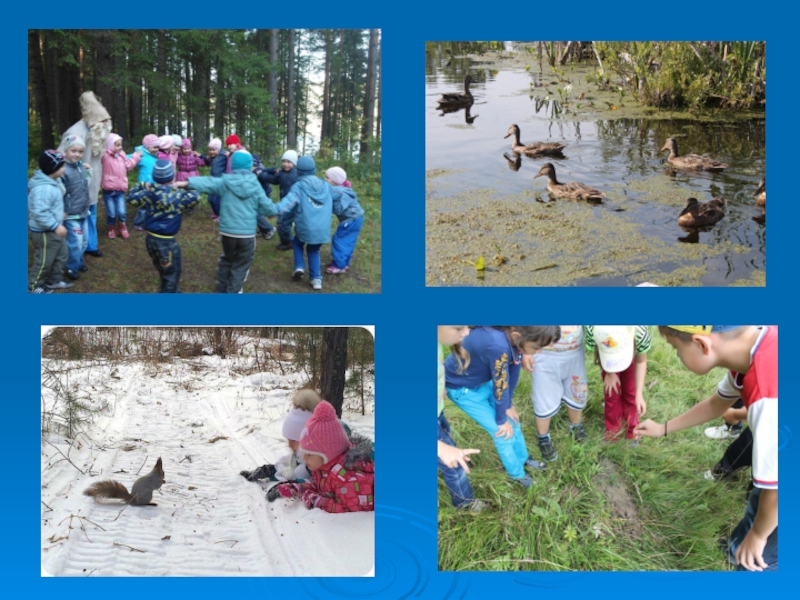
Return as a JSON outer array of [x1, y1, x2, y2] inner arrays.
[[677, 196, 727, 227], [660, 138, 728, 171], [438, 75, 474, 108], [504, 124, 567, 157], [534, 163, 605, 201]]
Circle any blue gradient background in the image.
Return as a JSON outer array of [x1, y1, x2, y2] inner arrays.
[[10, 2, 790, 597]]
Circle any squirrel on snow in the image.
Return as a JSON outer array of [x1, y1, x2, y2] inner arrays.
[[84, 457, 165, 506]]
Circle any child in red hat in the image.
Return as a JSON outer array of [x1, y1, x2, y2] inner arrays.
[[268, 401, 374, 512]]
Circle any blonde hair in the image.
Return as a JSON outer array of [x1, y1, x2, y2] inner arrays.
[[450, 342, 470, 374], [292, 388, 322, 412]]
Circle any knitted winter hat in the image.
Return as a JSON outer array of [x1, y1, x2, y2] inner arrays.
[[106, 133, 122, 153], [208, 138, 222, 151], [281, 150, 299, 166], [296, 156, 316, 176], [79, 91, 111, 126], [153, 159, 175, 183], [172, 134, 182, 147], [142, 134, 160, 148], [226, 134, 241, 146], [58, 133, 86, 153], [231, 150, 253, 171], [326, 167, 347, 185], [282, 406, 314, 441], [39, 150, 65, 175], [159, 135, 174, 151], [181, 138, 192, 149], [299, 401, 350, 464]]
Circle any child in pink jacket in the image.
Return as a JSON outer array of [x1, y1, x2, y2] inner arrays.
[[100, 134, 141, 239], [268, 401, 374, 513], [175, 138, 205, 182]]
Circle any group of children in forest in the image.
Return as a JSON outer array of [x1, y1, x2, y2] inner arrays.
[[239, 388, 374, 513], [438, 325, 777, 572], [29, 131, 365, 293]]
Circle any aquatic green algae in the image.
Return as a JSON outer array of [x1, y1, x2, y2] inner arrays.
[[426, 181, 761, 287]]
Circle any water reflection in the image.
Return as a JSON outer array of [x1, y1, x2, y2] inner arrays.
[[426, 49, 766, 286]]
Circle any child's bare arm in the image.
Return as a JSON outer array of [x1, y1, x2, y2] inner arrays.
[[736, 488, 777, 571], [635, 393, 733, 438]]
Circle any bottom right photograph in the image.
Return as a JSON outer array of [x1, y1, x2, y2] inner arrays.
[[437, 325, 777, 572]]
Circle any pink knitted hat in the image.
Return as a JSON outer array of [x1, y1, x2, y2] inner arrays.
[[142, 134, 160, 148], [181, 137, 192, 149], [159, 135, 174, 151], [299, 401, 350, 464], [208, 138, 222, 151]]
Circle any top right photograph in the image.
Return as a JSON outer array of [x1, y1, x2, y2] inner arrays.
[[426, 41, 765, 287]]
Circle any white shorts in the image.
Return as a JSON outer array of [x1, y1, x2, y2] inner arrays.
[[531, 348, 588, 418]]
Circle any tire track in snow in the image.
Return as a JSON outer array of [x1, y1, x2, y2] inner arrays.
[[60, 375, 299, 576]]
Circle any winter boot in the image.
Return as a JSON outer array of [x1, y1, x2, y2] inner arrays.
[[108, 224, 116, 239], [118, 222, 130, 239]]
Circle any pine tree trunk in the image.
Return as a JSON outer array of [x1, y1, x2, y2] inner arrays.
[[287, 30, 297, 149], [320, 30, 332, 151], [320, 328, 349, 418], [268, 29, 279, 159], [156, 30, 167, 135], [360, 29, 379, 161], [28, 30, 55, 149]]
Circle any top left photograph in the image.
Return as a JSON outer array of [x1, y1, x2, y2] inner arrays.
[[28, 29, 381, 294]]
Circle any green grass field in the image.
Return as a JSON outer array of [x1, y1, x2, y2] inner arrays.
[[439, 329, 750, 571], [27, 166, 381, 294]]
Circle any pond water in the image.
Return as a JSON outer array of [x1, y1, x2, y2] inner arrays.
[[425, 42, 766, 287]]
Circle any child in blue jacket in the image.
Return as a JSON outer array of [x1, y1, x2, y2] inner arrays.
[[187, 151, 275, 293], [325, 166, 364, 274], [28, 150, 72, 293], [271, 156, 332, 291], [200, 138, 228, 221], [253, 149, 299, 249], [127, 160, 200, 293], [132, 134, 162, 231]]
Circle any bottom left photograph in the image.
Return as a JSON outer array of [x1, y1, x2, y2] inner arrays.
[[41, 326, 374, 577]]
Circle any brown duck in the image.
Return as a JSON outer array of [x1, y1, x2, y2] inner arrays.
[[754, 178, 766, 207], [504, 124, 567, 157], [438, 75, 473, 108], [677, 197, 727, 227], [660, 138, 728, 171], [534, 163, 605, 201]]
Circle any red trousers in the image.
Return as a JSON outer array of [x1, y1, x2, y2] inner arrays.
[[601, 359, 638, 440]]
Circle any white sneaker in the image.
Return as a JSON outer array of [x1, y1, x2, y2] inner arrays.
[[292, 269, 305, 281], [704, 424, 741, 440], [310, 278, 322, 290]]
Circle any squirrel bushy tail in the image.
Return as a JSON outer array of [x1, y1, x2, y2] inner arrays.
[[84, 457, 165, 506]]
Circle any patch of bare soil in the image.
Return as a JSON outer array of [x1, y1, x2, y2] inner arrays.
[[594, 457, 643, 539]]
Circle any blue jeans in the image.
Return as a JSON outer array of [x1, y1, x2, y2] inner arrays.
[[331, 215, 363, 269], [65, 217, 88, 272], [103, 190, 127, 224], [438, 412, 476, 508], [277, 214, 292, 243], [257, 215, 275, 233], [447, 381, 529, 480], [133, 207, 147, 229], [727, 487, 778, 571], [208, 194, 221, 217], [86, 203, 99, 252], [145, 234, 181, 293], [292, 238, 322, 281]]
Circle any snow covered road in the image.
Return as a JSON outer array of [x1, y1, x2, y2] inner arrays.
[[42, 353, 374, 577]]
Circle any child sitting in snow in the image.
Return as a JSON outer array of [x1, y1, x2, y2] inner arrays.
[[240, 389, 323, 482], [267, 401, 374, 513]]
